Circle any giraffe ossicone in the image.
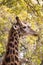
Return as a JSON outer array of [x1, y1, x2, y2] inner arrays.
[[2, 16, 38, 65]]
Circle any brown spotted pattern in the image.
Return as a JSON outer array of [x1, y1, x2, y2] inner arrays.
[[2, 16, 38, 65]]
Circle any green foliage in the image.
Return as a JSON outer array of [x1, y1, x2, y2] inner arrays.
[[0, 0, 43, 65]]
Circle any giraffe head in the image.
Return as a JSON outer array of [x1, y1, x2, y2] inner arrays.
[[13, 16, 38, 37]]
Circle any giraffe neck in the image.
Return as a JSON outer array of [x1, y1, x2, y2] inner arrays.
[[2, 27, 20, 65]]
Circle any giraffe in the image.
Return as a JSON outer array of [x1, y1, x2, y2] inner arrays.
[[1, 16, 38, 65]]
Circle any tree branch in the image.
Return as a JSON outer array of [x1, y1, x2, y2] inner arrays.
[[19, 58, 31, 64], [36, 0, 40, 5]]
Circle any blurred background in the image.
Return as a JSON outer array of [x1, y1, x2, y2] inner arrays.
[[0, 0, 43, 65]]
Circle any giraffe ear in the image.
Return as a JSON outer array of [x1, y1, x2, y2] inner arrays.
[[16, 16, 22, 26]]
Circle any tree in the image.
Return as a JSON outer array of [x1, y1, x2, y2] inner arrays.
[[0, 0, 43, 65]]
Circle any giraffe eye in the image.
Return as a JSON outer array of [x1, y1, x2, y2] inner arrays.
[[14, 25, 19, 30], [13, 25, 18, 30]]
